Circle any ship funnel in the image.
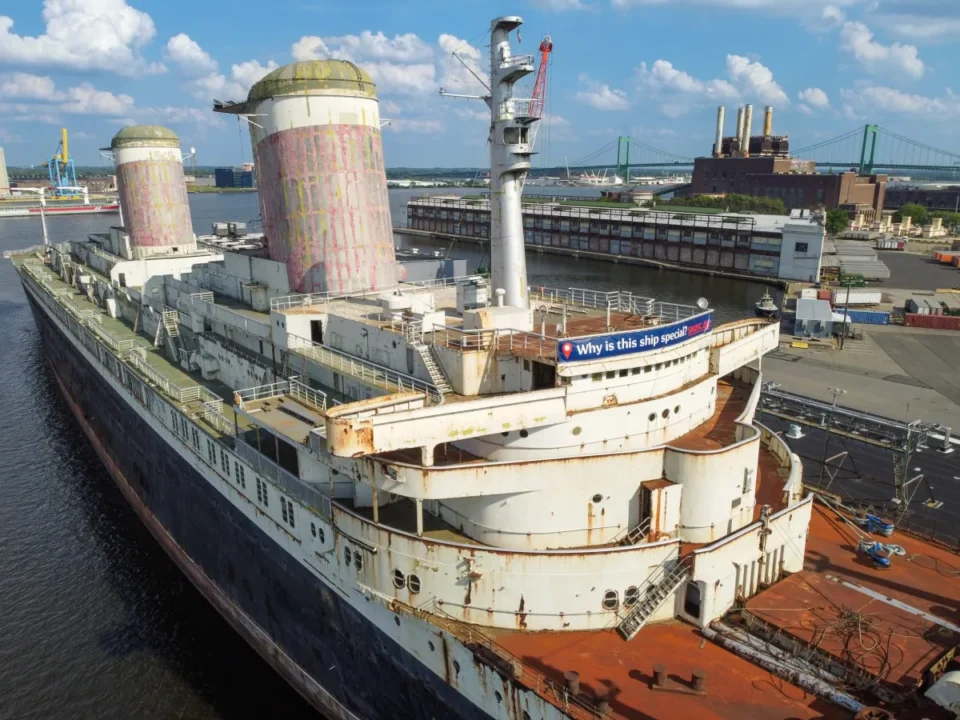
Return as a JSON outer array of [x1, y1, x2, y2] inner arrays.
[[109, 125, 194, 259], [763, 106, 773, 137], [714, 107, 725, 158], [742, 104, 753, 158], [217, 60, 398, 295]]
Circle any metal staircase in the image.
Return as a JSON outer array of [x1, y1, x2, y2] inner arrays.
[[616, 558, 690, 641], [617, 519, 651, 547], [404, 322, 452, 394]]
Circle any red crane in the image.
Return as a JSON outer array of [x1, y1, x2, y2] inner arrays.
[[530, 35, 553, 120]]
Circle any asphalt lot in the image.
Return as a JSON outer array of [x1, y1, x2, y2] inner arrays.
[[759, 411, 960, 546], [877, 250, 960, 291]]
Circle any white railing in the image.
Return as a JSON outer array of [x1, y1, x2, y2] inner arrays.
[[431, 324, 496, 350], [234, 438, 332, 519], [235, 377, 329, 412], [496, 98, 535, 122], [269, 275, 487, 312], [288, 334, 443, 404], [190, 291, 214, 303], [499, 53, 534, 68]]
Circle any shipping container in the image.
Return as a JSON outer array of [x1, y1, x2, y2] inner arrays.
[[831, 289, 882, 306], [844, 309, 890, 325], [817, 290, 832, 301], [904, 314, 960, 330]]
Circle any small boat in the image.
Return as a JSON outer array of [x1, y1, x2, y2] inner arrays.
[[755, 290, 778, 318]]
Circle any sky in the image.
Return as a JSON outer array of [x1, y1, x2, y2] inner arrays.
[[0, 0, 958, 169]]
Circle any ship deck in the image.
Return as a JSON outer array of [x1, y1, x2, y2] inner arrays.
[[16, 257, 244, 439], [492, 500, 960, 720]]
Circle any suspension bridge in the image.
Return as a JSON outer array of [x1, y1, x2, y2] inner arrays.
[[556, 125, 960, 177]]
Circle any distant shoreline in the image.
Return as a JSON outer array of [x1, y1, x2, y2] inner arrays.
[[187, 186, 257, 193]]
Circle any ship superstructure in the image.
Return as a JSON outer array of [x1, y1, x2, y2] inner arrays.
[[8, 15, 960, 720]]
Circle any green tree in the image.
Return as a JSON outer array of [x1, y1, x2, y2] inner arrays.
[[893, 203, 930, 225], [824, 208, 850, 236]]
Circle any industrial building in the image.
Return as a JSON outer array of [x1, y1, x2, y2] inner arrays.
[[688, 105, 887, 221], [214, 167, 255, 188], [885, 185, 960, 212], [407, 195, 826, 282]]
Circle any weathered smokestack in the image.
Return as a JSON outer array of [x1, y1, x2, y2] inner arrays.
[[714, 106, 725, 158], [734, 107, 744, 156], [742, 104, 754, 158], [763, 106, 773, 137]]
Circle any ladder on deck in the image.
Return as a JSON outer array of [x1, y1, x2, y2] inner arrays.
[[618, 519, 651, 547], [405, 322, 452, 395], [616, 558, 690, 641], [413, 342, 452, 394]]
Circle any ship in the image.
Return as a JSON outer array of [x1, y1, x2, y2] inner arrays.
[[7, 15, 960, 720], [754, 290, 778, 318]]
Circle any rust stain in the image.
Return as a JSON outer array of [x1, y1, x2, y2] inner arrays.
[[517, 595, 527, 629]]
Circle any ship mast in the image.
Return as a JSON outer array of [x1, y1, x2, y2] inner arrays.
[[488, 16, 535, 309]]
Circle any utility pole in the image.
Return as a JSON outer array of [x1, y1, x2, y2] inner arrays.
[[818, 387, 846, 486], [839, 279, 851, 350]]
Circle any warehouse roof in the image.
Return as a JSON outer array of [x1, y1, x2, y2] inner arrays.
[[796, 298, 833, 322]]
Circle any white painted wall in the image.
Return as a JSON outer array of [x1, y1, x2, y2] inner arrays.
[[778, 221, 825, 282], [686, 497, 813, 625]]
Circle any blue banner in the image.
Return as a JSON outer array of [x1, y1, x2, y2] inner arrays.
[[557, 312, 713, 363]]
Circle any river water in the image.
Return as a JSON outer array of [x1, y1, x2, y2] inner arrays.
[[0, 190, 768, 720]]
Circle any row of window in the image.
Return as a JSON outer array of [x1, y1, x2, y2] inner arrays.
[[586, 350, 700, 383]]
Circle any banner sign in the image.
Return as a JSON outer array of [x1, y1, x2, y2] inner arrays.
[[557, 312, 713, 363]]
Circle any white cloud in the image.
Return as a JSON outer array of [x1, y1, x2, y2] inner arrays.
[[725, 55, 788, 105], [635, 55, 786, 116], [437, 34, 488, 95], [165, 33, 218, 76], [532, 0, 588, 9], [797, 87, 830, 108], [0, 127, 22, 143], [165, 33, 277, 101], [839, 21, 924, 78], [380, 99, 402, 115], [637, 60, 738, 100], [797, 104, 813, 115], [575, 74, 629, 110], [611, 0, 858, 13], [60, 83, 135, 115], [0, 72, 60, 100], [840, 86, 960, 117], [293, 31, 443, 96], [869, 1, 960, 42], [822, 4, 845, 26], [139, 105, 225, 128], [0, 0, 164, 75]]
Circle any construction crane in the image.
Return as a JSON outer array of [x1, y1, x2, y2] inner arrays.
[[530, 35, 553, 120], [47, 128, 79, 197]]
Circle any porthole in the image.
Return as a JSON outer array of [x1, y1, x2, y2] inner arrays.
[[519, 429, 529, 438], [355, 552, 363, 572], [409, 574, 422, 593], [318, 527, 325, 543], [495, 691, 503, 703], [394, 616, 400, 627], [674, 405, 680, 414], [453, 660, 461, 676], [648, 413, 656, 422], [393, 568, 406, 589], [310, 522, 316, 538], [344, 547, 352, 565], [428, 641, 435, 652], [602, 590, 619, 611], [523, 713, 531, 720], [592, 493, 603, 504], [662, 408, 670, 419], [501, 431, 509, 437], [625, 586, 640, 608], [572, 426, 582, 436]]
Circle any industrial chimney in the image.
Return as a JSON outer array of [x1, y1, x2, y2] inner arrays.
[[763, 106, 773, 137], [109, 125, 194, 259], [217, 60, 398, 295], [742, 104, 754, 158], [714, 107, 725, 158], [734, 107, 744, 156]]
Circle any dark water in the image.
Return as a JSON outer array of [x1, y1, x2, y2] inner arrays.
[[0, 190, 765, 720]]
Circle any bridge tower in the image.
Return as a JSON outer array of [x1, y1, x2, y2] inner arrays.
[[859, 125, 879, 175]]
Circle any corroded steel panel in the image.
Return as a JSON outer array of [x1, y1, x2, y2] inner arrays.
[[255, 124, 397, 294], [116, 158, 192, 248]]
